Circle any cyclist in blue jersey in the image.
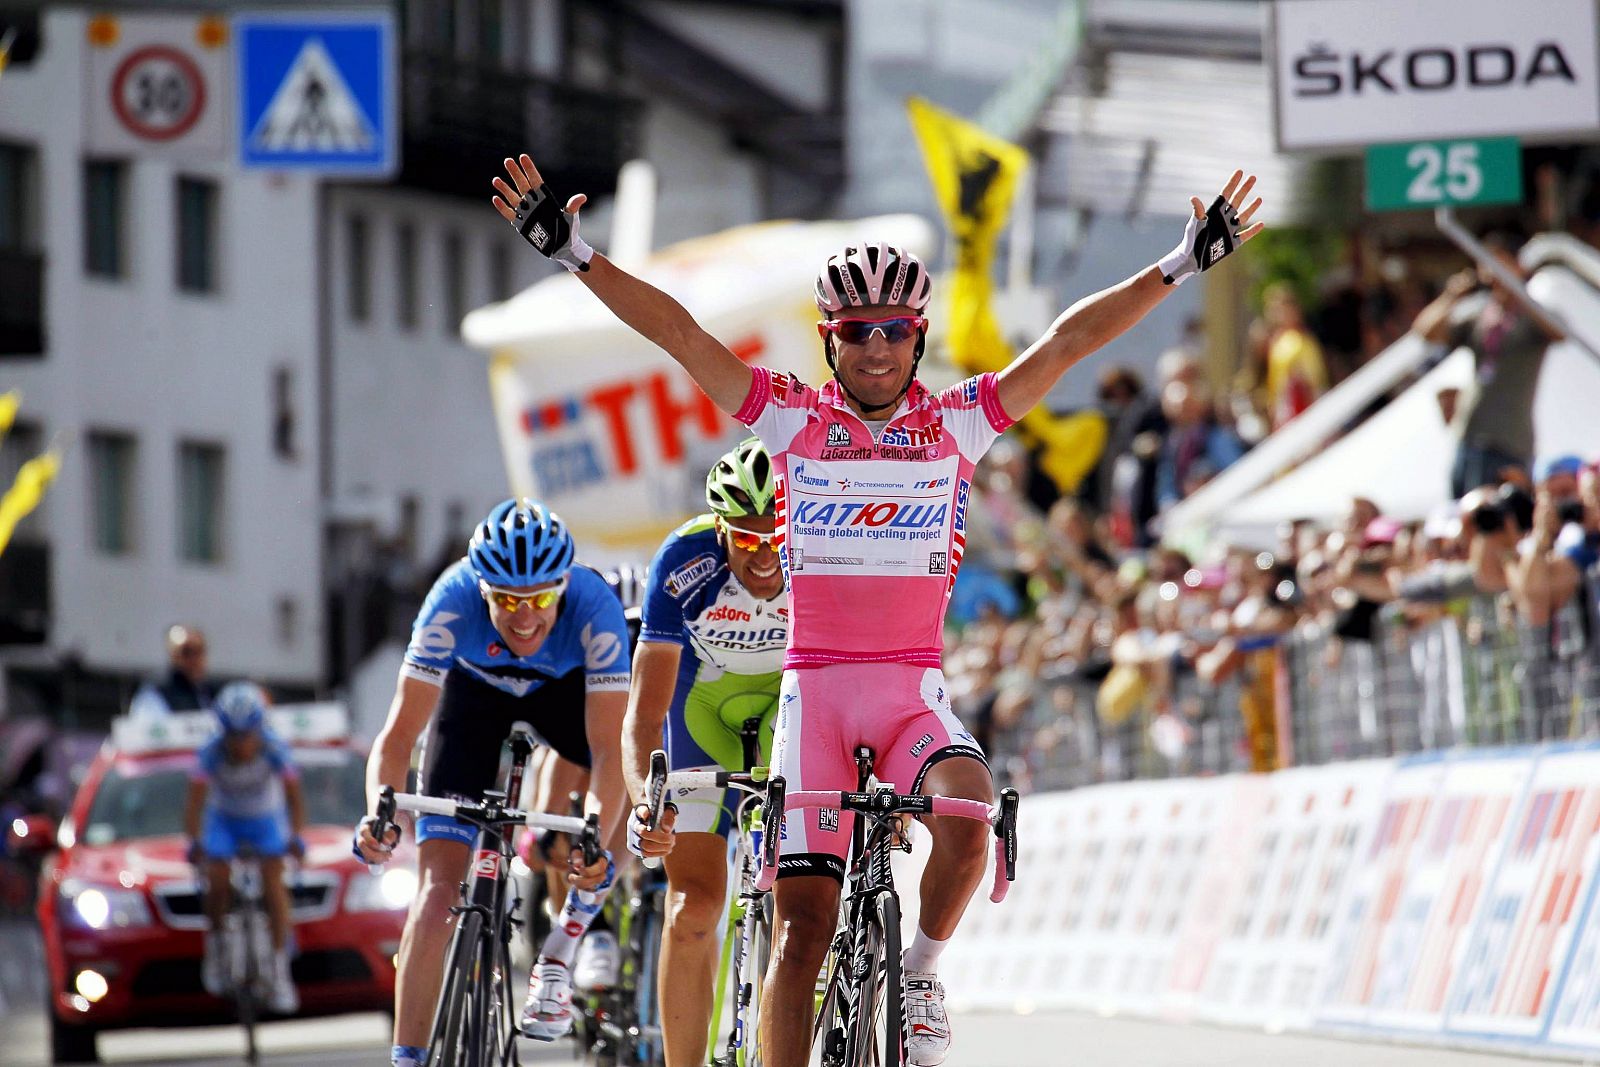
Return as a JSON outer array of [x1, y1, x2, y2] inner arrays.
[[185, 681, 307, 1015], [354, 500, 633, 1066], [624, 438, 787, 1067]]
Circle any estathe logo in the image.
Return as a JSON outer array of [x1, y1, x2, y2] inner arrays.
[[881, 424, 941, 448], [953, 479, 971, 533], [1290, 41, 1576, 98]]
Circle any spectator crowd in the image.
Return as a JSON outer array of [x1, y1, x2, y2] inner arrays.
[[944, 224, 1600, 794]]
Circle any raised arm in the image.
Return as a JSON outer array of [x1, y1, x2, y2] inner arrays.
[[492, 154, 753, 414], [996, 171, 1263, 420]]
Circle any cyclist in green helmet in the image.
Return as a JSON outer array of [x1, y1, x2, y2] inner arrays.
[[622, 437, 787, 1067]]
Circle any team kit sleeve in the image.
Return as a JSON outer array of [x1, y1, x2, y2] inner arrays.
[[193, 738, 221, 781], [639, 535, 692, 648], [264, 734, 299, 779], [401, 563, 474, 687], [573, 568, 633, 692], [939, 372, 1016, 459], [734, 365, 817, 451]]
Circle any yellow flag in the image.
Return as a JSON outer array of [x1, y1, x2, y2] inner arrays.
[[0, 449, 59, 557], [908, 98, 1106, 492], [0, 390, 18, 440]]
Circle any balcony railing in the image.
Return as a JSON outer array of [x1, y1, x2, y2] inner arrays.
[[398, 50, 644, 201], [0, 248, 45, 356]]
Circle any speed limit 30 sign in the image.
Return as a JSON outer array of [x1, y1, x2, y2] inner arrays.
[[87, 14, 230, 159], [111, 45, 206, 141]]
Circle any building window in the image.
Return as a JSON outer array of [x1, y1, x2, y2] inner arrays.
[[347, 212, 371, 322], [84, 159, 128, 279], [178, 441, 225, 563], [176, 176, 219, 293], [273, 365, 297, 459], [489, 241, 513, 303], [87, 431, 137, 555], [0, 141, 40, 251], [396, 222, 418, 330], [442, 231, 465, 336]]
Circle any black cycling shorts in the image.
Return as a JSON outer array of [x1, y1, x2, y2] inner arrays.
[[420, 667, 592, 804]]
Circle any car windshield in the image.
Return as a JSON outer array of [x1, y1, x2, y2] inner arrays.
[[80, 748, 367, 846]]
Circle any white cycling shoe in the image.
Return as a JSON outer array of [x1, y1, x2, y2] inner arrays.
[[201, 933, 227, 997], [573, 931, 619, 992], [520, 959, 575, 1040], [904, 972, 952, 1067], [268, 951, 300, 1015]]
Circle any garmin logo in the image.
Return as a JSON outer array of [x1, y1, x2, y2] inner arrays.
[[1291, 42, 1577, 97]]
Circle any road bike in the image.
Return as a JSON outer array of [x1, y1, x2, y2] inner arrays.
[[753, 749, 1018, 1067], [369, 765, 601, 1067]]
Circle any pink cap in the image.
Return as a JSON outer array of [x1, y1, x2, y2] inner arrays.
[[1362, 516, 1402, 547]]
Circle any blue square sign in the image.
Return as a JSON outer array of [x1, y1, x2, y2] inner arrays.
[[236, 11, 396, 175]]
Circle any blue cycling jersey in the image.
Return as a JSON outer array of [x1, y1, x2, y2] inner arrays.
[[402, 560, 631, 696]]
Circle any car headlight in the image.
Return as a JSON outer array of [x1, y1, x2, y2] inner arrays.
[[61, 880, 152, 931], [345, 866, 417, 912]]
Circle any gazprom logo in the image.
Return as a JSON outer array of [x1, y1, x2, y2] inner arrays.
[[953, 479, 970, 533], [792, 463, 831, 489]]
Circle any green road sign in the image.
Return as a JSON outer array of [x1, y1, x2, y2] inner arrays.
[[1365, 138, 1523, 212]]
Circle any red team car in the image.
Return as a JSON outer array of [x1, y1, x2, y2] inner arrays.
[[16, 706, 415, 1063]]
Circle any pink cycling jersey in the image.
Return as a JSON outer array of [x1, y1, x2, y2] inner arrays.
[[734, 366, 1015, 669]]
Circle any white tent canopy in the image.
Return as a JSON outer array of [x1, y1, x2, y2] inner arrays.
[[1211, 266, 1600, 548]]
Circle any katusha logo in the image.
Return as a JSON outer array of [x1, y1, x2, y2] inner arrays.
[[791, 500, 948, 529]]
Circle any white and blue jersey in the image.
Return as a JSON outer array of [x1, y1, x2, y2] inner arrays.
[[193, 732, 296, 858], [641, 517, 787, 837]]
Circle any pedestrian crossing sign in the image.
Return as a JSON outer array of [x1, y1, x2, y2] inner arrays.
[[236, 11, 396, 175]]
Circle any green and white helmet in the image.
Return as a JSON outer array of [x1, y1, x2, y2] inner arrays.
[[705, 437, 777, 518]]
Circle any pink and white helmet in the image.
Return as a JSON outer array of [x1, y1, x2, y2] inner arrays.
[[814, 243, 932, 314]]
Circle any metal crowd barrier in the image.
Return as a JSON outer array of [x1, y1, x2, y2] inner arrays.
[[988, 567, 1600, 792]]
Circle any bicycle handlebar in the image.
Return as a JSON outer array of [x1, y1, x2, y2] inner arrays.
[[640, 750, 670, 871], [752, 785, 1019, 902], [371, 785, 602, 868]]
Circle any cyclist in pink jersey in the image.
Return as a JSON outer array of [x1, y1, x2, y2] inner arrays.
[[494, 152, 1263, 1066]]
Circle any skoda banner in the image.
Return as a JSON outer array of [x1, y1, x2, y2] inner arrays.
[[463, 215, 935, 557], [1271, 0, 1600, 151]]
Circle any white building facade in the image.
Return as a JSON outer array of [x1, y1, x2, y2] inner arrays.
[[0, 1, 844, 721]]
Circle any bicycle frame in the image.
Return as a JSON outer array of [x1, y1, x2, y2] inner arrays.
[[372, 784, 600, 1067]]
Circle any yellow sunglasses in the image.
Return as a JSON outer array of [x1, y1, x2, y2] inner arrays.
[[720, 521, 778, 554], [480, 578, 566, 612]]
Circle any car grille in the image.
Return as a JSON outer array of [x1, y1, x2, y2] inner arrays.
[[130, 949, 373, 998], [152, 871, 340, 930]]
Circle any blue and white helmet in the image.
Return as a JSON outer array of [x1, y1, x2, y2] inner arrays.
[[468, 499, 575, 588], [214, 681, 270, 734]]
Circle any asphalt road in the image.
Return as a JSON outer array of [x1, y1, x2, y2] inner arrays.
[[1, 1007, 1583, 1067], [0, 920, 1577, 1067]]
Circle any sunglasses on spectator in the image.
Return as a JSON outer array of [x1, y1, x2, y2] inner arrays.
[[719, 521, 778, 553], [817, 316, 927, 345], [479, 578, 566, 612]]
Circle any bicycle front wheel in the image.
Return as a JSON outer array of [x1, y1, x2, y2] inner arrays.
[[739, 893, 773, 1067], [428, 909, 486, 1067], [842, 892, 903, 1067]]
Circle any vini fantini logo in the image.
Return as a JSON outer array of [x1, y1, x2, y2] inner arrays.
[[1290, 41, 1577, 97]]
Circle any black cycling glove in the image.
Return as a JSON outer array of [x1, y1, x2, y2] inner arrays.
[[511, 183, 593, 273], [1158, 194, 1244, 286]]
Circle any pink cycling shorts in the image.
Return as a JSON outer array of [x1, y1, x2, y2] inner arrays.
[[771, 662, 986, 882]]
